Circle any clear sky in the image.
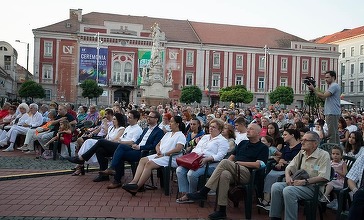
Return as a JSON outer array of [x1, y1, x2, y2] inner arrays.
[[2, 0, 363, 73]]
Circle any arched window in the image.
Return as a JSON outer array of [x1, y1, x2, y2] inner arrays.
[[124, 62, 132, 83]]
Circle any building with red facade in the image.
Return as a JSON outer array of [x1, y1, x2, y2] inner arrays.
[[32, 9, 340, 107]]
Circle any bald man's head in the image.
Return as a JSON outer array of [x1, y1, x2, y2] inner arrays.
[[247, 123, 261, 140]]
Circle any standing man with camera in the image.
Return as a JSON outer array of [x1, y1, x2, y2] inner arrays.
[[308, 70, 341, 144]]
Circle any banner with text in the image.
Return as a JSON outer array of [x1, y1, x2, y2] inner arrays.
[[79, 47, 108, 85]]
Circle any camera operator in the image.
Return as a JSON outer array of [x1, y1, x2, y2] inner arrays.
[[308, 70, 340, 144]]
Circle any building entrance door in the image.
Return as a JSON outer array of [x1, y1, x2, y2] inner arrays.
[[114, 89, 130, 106]]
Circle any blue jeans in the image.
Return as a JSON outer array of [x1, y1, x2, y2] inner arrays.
[[176, 163, 217, 193], [111, 144, 141, 183]]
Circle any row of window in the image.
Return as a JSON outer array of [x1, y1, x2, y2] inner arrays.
[[342, 45, 364, 58], [341, 62, 364, 75], [342, 81, 364, 93]]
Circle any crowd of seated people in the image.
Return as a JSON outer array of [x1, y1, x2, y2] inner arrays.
[[3, 99, 364, 219]]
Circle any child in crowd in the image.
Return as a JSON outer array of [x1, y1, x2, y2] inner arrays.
[[44, 120, 72, 148], [321, 146, 347, 210], [261, 135, 280, 159]]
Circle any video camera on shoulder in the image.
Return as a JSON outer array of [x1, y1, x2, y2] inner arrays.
[[303, 76, 316, 87]]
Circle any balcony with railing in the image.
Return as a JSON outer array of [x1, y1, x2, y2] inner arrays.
[[109, 79, 135, 87]]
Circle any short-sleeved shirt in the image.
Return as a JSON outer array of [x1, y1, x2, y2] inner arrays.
[[120, 124, 143, 143], [232, 140, 269, 165], [346, 153, 364, 188], [286, 148, 331, 182], [324, 82, 341, 115]]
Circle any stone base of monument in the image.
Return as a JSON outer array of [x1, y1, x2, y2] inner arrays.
[[141, 82, 172, 106]]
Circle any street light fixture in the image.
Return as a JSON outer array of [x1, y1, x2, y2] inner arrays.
[[15, 40, 29, 72], [263, 45, 269, 108], [94, 32, 102, 84]]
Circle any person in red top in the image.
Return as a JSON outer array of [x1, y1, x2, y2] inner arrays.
[[44, 120, 72, 148], [260, 116, 270, 137], [0, 102, 11, 120]]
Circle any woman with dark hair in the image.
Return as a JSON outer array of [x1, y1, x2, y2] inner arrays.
[[245, 109, 253, 124], [222, 123, 236, 152], [74, 112, 126, 175], [344, 131, 364, 159], [267, 122, 284, 151], [185, 117, 205, 153], [258, 128, 302, 210], [122, 115, 186, 195], [338, 116, 349, 147]]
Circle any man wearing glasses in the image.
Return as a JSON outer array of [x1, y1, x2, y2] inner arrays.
[[99, 111, 164, 189], [269, 131, 331, 220]]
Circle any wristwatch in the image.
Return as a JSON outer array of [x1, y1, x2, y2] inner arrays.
[[305, 179, 309, 185]]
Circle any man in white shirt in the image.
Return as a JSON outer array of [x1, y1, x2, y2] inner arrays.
[[67, 110, 143, 182], [345, 116, 358, 133], [234, 117, 248, 145]]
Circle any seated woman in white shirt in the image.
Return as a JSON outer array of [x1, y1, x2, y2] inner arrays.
[[121, 115, 186, 196], [176, 118, 229, 203], [73, 113, 126, 175]]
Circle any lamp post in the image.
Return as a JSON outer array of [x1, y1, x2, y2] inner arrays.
[[94, 32, 101, 84], [208, 51, 212, 106], [15, 40, 29, 72], [263, 45, 269, 108]]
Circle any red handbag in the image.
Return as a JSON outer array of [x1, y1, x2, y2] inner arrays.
[[176, 152, 203, 171]]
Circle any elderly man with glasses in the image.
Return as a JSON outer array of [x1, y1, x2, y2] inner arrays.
[[269, 131, 331, 220]]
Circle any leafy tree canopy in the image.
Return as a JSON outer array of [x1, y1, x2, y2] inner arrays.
[[79, 79, 104, 100], [180, 86, 202, 104], [219, 85, 253, 104], [269, 86, 294, 105], [18, 80, 46, 101]]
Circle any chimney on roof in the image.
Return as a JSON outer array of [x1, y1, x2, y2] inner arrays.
[[70, 9, 82, 22]]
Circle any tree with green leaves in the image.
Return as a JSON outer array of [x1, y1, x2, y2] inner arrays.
[[219, 85, 253, 104], [79, 79, 104, 105], [180, 86, 202, 104], [18, 80, 46, 102], [269, 86, 294, 105], [304, 91, 325, 109]]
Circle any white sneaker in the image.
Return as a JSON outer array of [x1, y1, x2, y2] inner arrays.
[[17, 146, 28, 151], [2, 146, 14, 152], [326, 199, 338, 210], [0, 140, 8, 147]]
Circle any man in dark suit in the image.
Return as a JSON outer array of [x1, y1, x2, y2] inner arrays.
[[100, 110, 164, 189]]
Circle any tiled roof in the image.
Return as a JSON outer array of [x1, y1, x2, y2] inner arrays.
[[314, 26, 364, 43], [190, 21, 307, 49], [34, 11, 308, 48]]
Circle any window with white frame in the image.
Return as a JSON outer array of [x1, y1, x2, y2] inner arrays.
[[341, 63, 346, 75], [259, 56, 265, 70], [359, 80, 363, 92], [258, 77, 265, 91], [361, 45, 364, 55], [351, 47, 355, 57], [351, 64, 355, 75], [321, 60, 328, 72], [236, 75, 243, 85], [186, 51, 194, 66], [281, 58, 288, 72], [212, 74, 220, 87], [342, 49, 346, 58], [236, 55, 243, 69], [213, 53, 220, 67], [301, 78, 308, 92], [44, 41, 53, 57], [113, 62, 122, 82], [42, 64, 53, 79], [350, 81, 354, 92], [342, 82, 345, 93], [280, 77, 287, 86], [320, 80, 326, 91], [185, 73, 193, 86], [124, 62, 132, 83], [44, 89, 52, 101], [302, 59, 309, 72], [360, 63, 364, 73]]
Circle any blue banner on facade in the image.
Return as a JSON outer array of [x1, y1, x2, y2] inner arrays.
[[79, 47, 108, 85]]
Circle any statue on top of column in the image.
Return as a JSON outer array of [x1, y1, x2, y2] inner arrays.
[[150, 23, 162, 68]]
